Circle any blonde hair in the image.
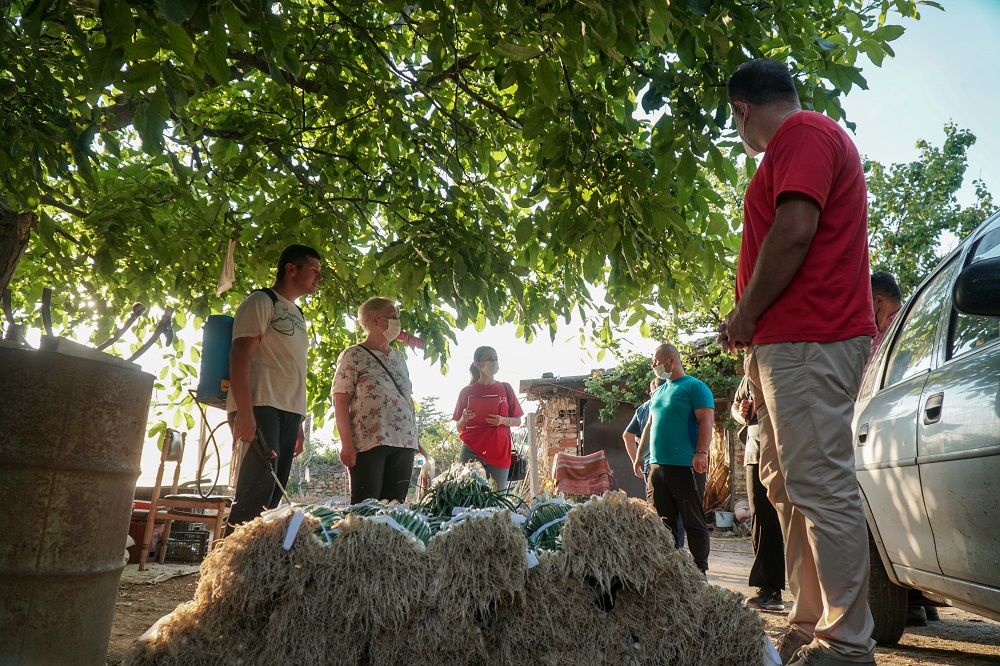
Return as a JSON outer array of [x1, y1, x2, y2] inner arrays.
[[358, 297, 396, 332]]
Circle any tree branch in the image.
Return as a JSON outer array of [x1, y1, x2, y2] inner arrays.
[[39, 195, 87, 231]]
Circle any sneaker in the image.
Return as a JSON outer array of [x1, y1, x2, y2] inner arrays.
[[786, 645, 875, 665], [774, 625, 812, 665], [747, 587, 785, 611], [906, 606, 928, 627]]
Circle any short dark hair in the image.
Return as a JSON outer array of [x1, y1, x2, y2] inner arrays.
[[727, 58, 800, 106], [871, 271, 902, 302], [276, 244, 321, 282]]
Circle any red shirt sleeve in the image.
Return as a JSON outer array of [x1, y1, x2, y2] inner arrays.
[[453, 386, 470, 421], [768, 123, 843, 211], [505, 383, 524, 418]]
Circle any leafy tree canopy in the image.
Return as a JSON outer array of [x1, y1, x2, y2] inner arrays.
[[0, 0, 931, 418], [865, 122, 997, 295]]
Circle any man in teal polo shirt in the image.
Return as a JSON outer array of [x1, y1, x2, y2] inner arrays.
[[638, 343, 715, 574]]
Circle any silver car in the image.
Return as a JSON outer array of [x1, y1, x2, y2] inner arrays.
[[854, 211, 1000, 645]]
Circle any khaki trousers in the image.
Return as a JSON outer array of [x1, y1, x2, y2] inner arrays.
[[746, 337, 876, 661]]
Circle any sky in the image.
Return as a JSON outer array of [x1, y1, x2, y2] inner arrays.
[[840, 0, 999, 200], [129, 1, 1000, 480]]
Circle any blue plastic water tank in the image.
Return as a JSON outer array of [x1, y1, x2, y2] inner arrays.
[[197, 314, 234, 403]]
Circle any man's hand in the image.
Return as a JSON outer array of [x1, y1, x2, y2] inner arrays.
[[717, 304, 758, 354], [633, 457, 644, 479], [692, 451, 709, 474], [232, 411, 257, 444], [294, 425, 305, 457], [738, 399, 753, 420]]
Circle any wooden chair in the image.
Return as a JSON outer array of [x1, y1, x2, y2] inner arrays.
[[138, 428, 232, 570]]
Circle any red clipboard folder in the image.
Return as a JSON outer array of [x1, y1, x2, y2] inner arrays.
[[466, 394, 501, 427]]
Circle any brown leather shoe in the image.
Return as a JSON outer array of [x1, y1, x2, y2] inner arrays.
[[786, 645, 875, 666], [775, 625, 812, 664]]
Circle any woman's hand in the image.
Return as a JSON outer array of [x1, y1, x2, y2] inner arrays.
[[462, 409, 476, 422], [485, 414, 503, 426], [341, 441, 357, 469]]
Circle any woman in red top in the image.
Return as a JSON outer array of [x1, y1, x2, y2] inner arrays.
[[452, 346, 524, 489]]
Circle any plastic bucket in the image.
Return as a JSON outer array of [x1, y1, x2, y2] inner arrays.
[[0, 347, 153, 665], [715, 510, 735, 528], [196, 314, 234, 403]]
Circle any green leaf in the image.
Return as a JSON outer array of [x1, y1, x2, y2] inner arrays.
[[127, 37, 161, 61], [159, 0, 199, 24], [88, 45, 124, 89], [862, 39, 886, 67], [135, 88, 171, 154], [122, 60, 162, 92], [676, 30, 697, 68], [814, 36, 838, 51], [495, 41, 543, 61], [873, 25, 906, 42], [203, 15, 230, 85], [102, 0, 135, 48], [535, 59, 559, 107], [844, 13, 864, 36], [163, 22, 196, 68]]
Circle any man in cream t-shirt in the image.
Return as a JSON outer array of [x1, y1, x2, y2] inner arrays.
[[226, 244, 322, 532]]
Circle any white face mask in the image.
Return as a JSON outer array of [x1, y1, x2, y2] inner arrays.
[[480, 361, 499, 377], [653, 363, 669, 380], [383, 318, 401, 342], [736, 111, 761, 158], [736, 105, 763, 157]]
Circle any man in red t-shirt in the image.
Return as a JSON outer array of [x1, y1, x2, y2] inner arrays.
[[718, 59, 877, 666]]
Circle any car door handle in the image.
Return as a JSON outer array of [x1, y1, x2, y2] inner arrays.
[[923, 392, 944, 425], [857, 423, 869, 445]]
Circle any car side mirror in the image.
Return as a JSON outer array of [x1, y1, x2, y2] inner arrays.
[[953, 256, 1000, 317]]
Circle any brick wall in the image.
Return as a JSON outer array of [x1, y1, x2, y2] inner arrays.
[[533, 396, 578, 475]]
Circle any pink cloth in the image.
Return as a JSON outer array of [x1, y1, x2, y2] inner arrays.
[[552, 451, 613, 496]]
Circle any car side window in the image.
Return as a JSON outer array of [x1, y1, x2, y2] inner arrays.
[[884, 259, 958, 387], [950, 227, 1000, 359]]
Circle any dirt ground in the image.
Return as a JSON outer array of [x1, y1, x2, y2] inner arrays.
[[107, 537, 1000, 665]]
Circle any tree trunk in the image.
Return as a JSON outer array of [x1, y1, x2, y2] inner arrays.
[[0, 208, 35, 295]]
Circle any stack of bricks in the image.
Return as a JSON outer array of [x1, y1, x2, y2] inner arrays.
[[534, 396, 579, 475]]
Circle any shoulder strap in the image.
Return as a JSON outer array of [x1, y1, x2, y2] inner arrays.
[[253, 287, 304, 318], [503, 382, 516, 407], [355, 345, 405, 398]]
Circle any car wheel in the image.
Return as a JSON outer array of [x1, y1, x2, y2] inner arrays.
[[868, 530, 907, 646]]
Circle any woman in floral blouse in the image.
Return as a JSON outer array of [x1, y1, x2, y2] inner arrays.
[[332, 297, 422, 503]]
